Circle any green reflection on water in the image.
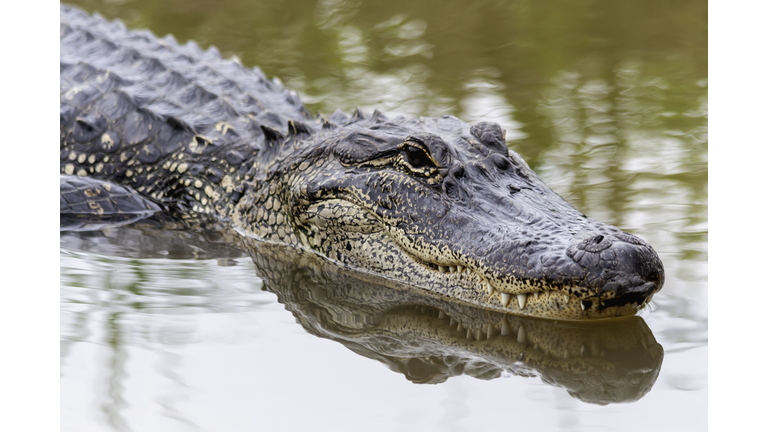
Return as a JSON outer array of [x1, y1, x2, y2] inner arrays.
[[65, 0, 707, 223]]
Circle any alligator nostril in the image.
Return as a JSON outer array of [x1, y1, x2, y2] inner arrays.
[[594, 235, 604, 244]]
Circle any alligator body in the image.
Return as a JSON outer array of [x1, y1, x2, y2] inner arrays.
[[60, 4, 664, 320]]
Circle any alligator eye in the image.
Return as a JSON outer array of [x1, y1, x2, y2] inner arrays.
[[404, 145, 434, 169]]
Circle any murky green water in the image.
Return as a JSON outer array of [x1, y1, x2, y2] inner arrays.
[[61, 0, 707, 430]]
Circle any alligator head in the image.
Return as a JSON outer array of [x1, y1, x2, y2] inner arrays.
[[234, 112, 664, 320]]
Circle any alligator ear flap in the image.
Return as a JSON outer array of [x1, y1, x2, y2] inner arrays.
[[351, 107, 367, 122], [371, 109, 388, 123]]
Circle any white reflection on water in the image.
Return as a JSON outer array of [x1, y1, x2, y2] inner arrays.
[[460, 75, 528, 142]]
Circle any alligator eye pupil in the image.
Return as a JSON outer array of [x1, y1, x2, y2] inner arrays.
[[405, 146, 432, 168]]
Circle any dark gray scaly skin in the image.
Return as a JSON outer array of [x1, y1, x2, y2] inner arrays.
[[60, 4, 664, 320]]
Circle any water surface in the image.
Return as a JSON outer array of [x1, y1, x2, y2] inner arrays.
[[61, 1, 707, 430]]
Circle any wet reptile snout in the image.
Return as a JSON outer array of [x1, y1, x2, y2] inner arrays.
[[567, 231, 664, 303]]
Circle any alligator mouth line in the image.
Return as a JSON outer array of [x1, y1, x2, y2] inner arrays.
[[411, 253, 651, 315]]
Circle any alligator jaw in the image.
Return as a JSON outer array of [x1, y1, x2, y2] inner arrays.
[[290, 196, 657, 320], [405, 255, 655, 319]]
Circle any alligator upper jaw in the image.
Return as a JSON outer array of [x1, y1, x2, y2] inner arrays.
[[383, 213, 664, 318]]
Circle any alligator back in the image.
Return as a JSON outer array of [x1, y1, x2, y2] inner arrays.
[[60, 4, 311, 218]]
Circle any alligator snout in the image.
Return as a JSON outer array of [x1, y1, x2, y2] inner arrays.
[[567, 230, 664, 306]]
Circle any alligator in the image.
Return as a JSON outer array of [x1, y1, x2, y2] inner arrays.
[[60, 4, 664, 320]]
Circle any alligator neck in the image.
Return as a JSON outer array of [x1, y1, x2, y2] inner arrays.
[[144, 141, 256, 221]]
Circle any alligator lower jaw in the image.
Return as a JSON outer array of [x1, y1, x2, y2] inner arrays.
[[476, 289, 651, 320]]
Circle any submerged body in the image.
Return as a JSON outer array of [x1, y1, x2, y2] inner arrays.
[[59, 4, 664, 320]]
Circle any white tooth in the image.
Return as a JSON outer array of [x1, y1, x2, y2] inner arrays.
[[563, 294, 570, 304], [456, 323, 463, 332], [457, 265, 465, 273], [449, 266, 456, 273], [581, 301, 587, 311], [438, 311, 446, 319], [438, 266, 447, 273], [517, 326, 527, 344], [517, 293, 528, 309], [475, 329, 483, 341], [486, 283, 495, 295], [501, 293, 512, 307], [466, 329, 473, 340], [486, 325, 494, 340], [449, 318, 456, 327], [501, 319, 511, 336], [533, 292, 539, 300]]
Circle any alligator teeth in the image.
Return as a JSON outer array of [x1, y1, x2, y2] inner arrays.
[[581, 301, 588, 311], [438, 311, 446, 319], [517, 293, 528, 309], [457, 265, 465, 273], [501, 293, 512, 307], [501, 319, 511, 336], [517, 326, 527, 344], [449, 266, 456, 273], [563, 294, 570, 304], [486, 283, 495, 295], [438, 266, 447, 273], [486, 325, 494, 340], [533, 292, 539, 300]]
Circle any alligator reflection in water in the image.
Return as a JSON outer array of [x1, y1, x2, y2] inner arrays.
[[61, 221, 663, 405], [246, 238, 663, 404]]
